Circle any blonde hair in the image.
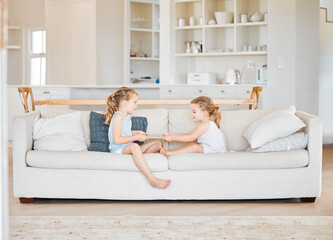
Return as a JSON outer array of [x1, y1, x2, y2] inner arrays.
[[105, 87, 138, 124], [191, 96, 222, 128]]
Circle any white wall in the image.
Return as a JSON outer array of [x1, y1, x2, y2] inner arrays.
[[7, 0, 44, 85], [267, 0, 319, 115], [96, 0, 124, 85], [319, 7, 333, 144], [295, 0, 319, 115], [267, 0, 296, 108]]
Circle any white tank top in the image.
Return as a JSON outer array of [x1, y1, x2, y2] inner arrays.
[[197, 120, 228, 153]]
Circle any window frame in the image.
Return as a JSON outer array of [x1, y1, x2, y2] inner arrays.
[[24, 26, 47, 85]]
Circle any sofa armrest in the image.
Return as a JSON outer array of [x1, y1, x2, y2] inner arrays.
[[296, 111, 322, 169], [12, 111, 40, 171]]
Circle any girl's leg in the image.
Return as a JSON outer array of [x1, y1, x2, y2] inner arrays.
[[140, 140, 162, 153], [122, 143, 171, 189], [160, 142, 203, 157]]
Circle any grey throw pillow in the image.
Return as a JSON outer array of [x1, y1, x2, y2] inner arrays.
[[89, 112, 148, 152], [246, 132, 308, 153]]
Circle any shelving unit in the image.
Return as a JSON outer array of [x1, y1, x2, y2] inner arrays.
[[6, 26, 21, 50], [173, 0, 268, 84], [125, 0, 160, 85]]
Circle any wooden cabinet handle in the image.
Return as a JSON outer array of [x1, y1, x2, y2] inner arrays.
[[246, 90, 250, 94], [198, 90, 202, 93], [221, 90, 225, 93], [168, 89, 172, 93]]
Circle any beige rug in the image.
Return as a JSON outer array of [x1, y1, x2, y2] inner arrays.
[[10, 216, 333, 239]]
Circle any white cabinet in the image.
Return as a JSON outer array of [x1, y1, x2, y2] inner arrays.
[[125, 0, 160, 85], [160, 85, 267, 110], [45, 0, 96, 86]]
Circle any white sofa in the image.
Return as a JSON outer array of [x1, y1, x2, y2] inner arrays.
[[12, 105, 322, 203]]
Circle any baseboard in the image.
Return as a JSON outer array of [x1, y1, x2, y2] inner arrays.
[[323, 135, 333, 145]]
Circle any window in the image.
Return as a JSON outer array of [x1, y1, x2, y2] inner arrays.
[[25, 27, 46, 85]]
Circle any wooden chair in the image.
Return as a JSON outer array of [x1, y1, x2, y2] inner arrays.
[[249, 87, 262, 110], [18, 87, 35, 113]]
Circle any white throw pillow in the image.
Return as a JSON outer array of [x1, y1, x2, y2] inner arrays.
[[243, 111, 306, 149], [33, 112, 87, 151], [246, 132, 308, 153]]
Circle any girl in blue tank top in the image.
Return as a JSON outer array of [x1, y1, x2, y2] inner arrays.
[[105, 87, 171, 189]]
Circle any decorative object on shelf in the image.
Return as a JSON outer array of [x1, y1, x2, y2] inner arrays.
[[178, 18, 185, 27], [242, 45, 248, 52], [189, 16, 195, 26], [199, 16, 203, 25], [214, 12, 234, 24], [249, 12, 264, 22], [226, 68, 241, 85], [208, 19, 216, 25], [262, 44, 267, 51], [241, 60, 257, 84], [240, 13, 248, 23], [256, 64, 268, 84], [248, 45, 253, 51], [187, 73, 216, 85], [185, 41, 202, 54]]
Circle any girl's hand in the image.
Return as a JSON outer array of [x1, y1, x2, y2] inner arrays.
[[162, 135, 173, 142], [136, 134, 148, 142]]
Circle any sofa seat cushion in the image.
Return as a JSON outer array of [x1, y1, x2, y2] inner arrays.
[[26, 151, 168, 172], [168, 150, 309, 170]]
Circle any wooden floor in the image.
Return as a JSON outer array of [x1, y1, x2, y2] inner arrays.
[[8, 146, 333, 216]]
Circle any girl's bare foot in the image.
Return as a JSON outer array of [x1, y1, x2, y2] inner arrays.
[[149, 178, 171, 189], [159, 146, 168, 157]]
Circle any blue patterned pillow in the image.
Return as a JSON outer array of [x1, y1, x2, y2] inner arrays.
[[89, 112, 147, 152]]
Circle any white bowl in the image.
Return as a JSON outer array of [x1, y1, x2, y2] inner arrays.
[[214, 12, 234, 24]]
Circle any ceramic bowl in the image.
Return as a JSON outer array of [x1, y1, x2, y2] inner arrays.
[[214, 12, 234, 24]]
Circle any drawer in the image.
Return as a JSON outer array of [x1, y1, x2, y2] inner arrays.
[[160, 87, 185, 99], [185, 87, 211, 98], [160, 86, 212, 99], [32, 88, 70, 100], [211, 87, 235, 99], [235, 86, 253, 99]]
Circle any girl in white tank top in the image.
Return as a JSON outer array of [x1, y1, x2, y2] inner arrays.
[[159, 96, 228, 156]]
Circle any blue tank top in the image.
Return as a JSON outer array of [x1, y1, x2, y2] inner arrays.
[[108, 111, 133, 153]]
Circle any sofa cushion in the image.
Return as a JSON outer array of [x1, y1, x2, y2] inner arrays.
[[40, 105, 91, 148], [33, 112, 87, 151], [133, 109, 168, 136], [243, 111, 306, 149], [131, 116, 148, 146], [26, 151, 168, 172], [168, 149, 309, 170], [247, 132, 308, 153], [89, 111, 109, 152]]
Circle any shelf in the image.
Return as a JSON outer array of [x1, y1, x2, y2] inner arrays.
[[130, 28, 159, 32], [235, 22, 267, 27], [130, 57, 159, 61], [205, 23, 234, 28], [175, 0, 202, 3], [6, 45, 21, 50], [175, 25, 203, 30], [131, 0, 159, 4], [8, 26, 21, 30], [175, 51, 267, 57]]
